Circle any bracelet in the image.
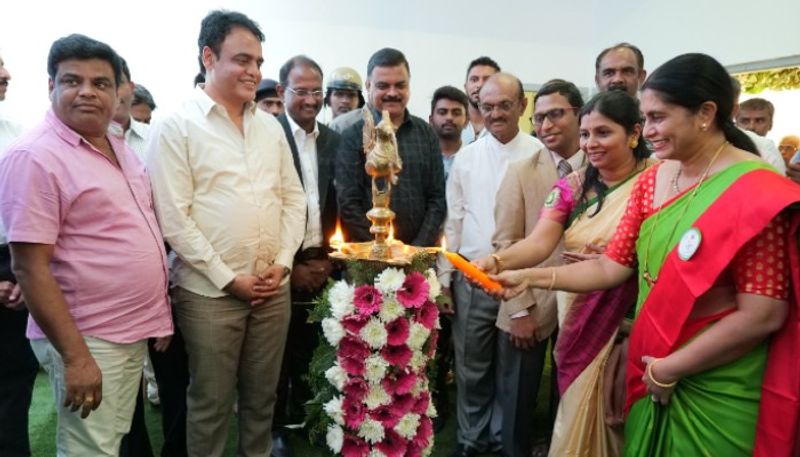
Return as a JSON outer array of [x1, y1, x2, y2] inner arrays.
[[546, 268, 557, 291], [491, 254, 504, 273], [647, 358, 677, 388]]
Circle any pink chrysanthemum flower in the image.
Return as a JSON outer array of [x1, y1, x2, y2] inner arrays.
[[381, 343, 412, 368], [396, 272, 430, 309], [385, 317, 410, 346], [343, 395, 366, 429], [341, 433, 369, 457], [354, 284, 383, 316], [414, 300, 439, 330], [375, 429, 408, 457]]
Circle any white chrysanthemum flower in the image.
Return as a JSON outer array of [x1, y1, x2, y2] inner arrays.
[[426, 399, 438, 418], [409, 351, 427, 371], [323, 396, 344, 425], [411, 376, 428, 397], [425, 268, 441, 301], [394, 413, 421, 439], [326, 424, 344, 453], [378, 297, 405, 323], [328, 281, 355, 319], [321, 318, 345, 346], [364, 384, 391, 409], [358, 417, 386, 444], [368, 450, 387, 457], [375, 267, 406, 294], [360, 317, 388, 350], [365, 354, 389, 385], [324, 363, 347, 391], [423, 440, 434, 456], [407, 322, 430, 351]]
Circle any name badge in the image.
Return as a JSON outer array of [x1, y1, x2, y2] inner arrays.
[[677, 227, 702, 261]]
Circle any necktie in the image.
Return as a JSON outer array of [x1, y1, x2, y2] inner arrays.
[[557, 160, 573, 178]]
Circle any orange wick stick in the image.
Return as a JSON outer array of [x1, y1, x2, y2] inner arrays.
[[443, 250, 502, 292]]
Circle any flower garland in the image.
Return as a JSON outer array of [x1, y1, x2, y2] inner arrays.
[[307, 254, 445, 457]]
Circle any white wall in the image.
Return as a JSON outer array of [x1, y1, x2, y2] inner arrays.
[[1, 0, 798, 127]]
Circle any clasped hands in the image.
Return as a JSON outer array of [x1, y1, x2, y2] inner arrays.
[[225, 263, 289, 306]]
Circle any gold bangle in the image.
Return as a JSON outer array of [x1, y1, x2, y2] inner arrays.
[[546, 268, 557, 291], [647, 358, 677, 388], [491, 254, 504, 273]]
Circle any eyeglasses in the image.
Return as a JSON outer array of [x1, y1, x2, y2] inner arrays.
[[778, 145, 798, 152], [287, 87, 323, 98], [532, 108, 576, 126], [479, 100, 517, 115]]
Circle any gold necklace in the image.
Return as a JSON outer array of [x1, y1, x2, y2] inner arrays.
[[641, 141, 728, 287]]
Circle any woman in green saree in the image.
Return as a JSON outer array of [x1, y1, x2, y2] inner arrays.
[[476, 90, 653, 456], [489, 53, 800, 457]]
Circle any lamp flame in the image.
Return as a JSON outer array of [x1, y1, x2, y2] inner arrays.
[[330, 220, 344, 248], [440, 236, 447, 251]]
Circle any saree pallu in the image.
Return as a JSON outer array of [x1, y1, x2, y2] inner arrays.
[[624, 161, 800, 457], [548, 171, 642, 457]]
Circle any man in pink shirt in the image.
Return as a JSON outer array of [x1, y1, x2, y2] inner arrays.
[[0, 34, 172, 456]]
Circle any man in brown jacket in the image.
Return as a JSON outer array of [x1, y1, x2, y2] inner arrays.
[[492, 79, 586, 457]]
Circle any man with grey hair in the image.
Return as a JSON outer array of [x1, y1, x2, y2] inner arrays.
[[443, 72, 544, 457], [131, 84, 156, 124]]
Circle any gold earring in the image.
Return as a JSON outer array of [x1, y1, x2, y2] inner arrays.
[[630, 139, 639, 149], [700, 123, 707, 131]]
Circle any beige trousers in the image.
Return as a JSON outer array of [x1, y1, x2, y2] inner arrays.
[[32, 337, 146, 457], [173, 285, 291, 457]]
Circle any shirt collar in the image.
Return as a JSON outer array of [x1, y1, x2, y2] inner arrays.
[[369, 105, 412, 128], [285, 112, 319, 139], [128, 118, 149, 139], [193, 85, 257, 117], [487, 129, 524, 150], [45, 109, 126, 152]]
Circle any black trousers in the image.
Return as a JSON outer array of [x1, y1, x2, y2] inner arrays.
[[119, 322, 189, 457], [0, 307, 38, 457], [273, 301, 319, 427]]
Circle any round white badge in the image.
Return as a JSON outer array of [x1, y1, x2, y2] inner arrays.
[[677, 227, 702, 261]]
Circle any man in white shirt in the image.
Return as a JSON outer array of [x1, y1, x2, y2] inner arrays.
[[146, 11, 306, 457], [110, 58, 149, 161], [444, 72, 544, 457], [461, 57, 500, 145], [730, 78, 786, 174], [271, 55, 340, 457], [493, 80, 586, 457]]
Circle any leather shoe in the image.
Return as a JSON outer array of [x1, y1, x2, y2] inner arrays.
[[271, 430, 291, 457], [450, 444, 479, 457]]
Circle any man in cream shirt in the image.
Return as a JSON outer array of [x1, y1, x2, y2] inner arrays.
[[146, 11, 306, 457], [443, 72, 544, 457]]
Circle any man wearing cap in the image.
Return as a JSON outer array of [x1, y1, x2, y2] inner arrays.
[[256, 78, 284, 116], [324, 66, 364, 121]]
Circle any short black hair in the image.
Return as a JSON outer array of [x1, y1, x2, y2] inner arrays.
[[534, 79, 584, 109], [367, 48, 409, 78], [740, 97, 775, 117], [194, 72, 205, 87], [595, 43, 645, 73], [279, 55, 323, 87], [47, 34, 122, 86], [119, 57, 131, 82], [466, 56, 501, 78], [197, 10, 264, 75], [132, 84, 157, 110], [431, 86, 469, 114]]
